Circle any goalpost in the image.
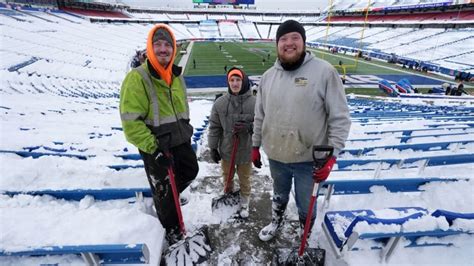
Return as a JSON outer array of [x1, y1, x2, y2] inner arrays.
[[319, 0, 372, 79]]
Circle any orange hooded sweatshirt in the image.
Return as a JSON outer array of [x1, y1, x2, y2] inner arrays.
[[146, 24, 177, 86]]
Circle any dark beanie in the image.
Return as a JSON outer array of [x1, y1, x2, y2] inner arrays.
[[153, 28, 173, 45], [276, 20, 306, 43]]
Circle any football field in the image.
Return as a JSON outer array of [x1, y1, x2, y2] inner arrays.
[[182, 41, 467, 93], [185, 41, 406, 76]]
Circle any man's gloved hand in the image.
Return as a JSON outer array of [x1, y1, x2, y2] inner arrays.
[[233, 120, 252, 134], [210, 148, 221, 164], [252, 147, 262, 168], [154, 149, 171, 168], [313, 156, 336, 182]]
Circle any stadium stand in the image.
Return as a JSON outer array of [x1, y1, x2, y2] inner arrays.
[[1, 0, 472, 83], [61, 7, 129, 18], [327, 11, 474, 22], [239, 21, 261, 39], [219, 21, 242, 38]]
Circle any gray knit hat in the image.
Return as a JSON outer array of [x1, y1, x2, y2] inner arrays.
[[153, 28, 173, 45]]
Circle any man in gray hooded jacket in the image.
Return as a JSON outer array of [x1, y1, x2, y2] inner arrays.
[[208, 67, 256, 218], [252, 20, 351, 242]]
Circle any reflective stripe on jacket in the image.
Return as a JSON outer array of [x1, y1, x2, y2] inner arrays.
[[119, 62, 192, 154]]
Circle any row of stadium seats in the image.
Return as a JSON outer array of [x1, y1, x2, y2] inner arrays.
[[326, 11, 474, 22], [325, 0, 463, 12], [1, 5, 472, 83]]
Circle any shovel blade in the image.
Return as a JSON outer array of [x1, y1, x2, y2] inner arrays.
[[211, 190, 241, 213], [273, 247, 325, 266], [160, 226, 212, 265]]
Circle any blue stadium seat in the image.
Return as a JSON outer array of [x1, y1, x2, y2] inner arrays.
[[0, 244, 150, 264], [3, 187, 152, 201], [322, 207, 473, 262]]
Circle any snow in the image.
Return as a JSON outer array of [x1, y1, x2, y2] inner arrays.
[[1, 15, 474, 266], [1, 88, 473, 266]]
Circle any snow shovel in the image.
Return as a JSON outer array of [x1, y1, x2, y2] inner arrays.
[[273, 145, 334, 266], [160, 157, 212, 265], [211, 133, 241, 213]]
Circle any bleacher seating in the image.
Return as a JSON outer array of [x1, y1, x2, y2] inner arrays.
[[61, 7, 129, 19], [1, 3, 472, 265], [199, 20, 220, 38], [167, 13, 188, 20], [169, 23, 194, 39], [323, 207, 473, 261], [326, 11, 474, 22], [219, 21, 241, 38], [226, 14, 244, 20], [0, 7, 28, 21], [0, 244, 150, 264], [187, 13, 207, 21], [256, 24, 271, 39], [0, 3, 472, 88], [239, 22, 261, 39], [185, 23, 201, 38]]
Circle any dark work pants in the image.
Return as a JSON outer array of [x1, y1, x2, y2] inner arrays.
[[140, 142, 198, 232]]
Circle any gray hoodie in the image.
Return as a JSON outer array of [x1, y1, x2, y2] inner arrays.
[[252, 52, 351, 163], [208, 81, 256, 164]]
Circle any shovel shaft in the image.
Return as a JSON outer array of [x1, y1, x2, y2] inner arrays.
[[298, 181, 319, 257], [168, 166, 186, 236], [224, 134, 239, 194]]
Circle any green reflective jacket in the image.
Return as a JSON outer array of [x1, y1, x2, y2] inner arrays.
[[119, 62, 192, 154]]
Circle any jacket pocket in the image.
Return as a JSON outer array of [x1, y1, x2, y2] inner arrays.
[[180, 119, 194, 140], [263, 125, 311, 162]]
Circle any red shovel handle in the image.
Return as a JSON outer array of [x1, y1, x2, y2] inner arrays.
[[298, 145, 334, 257], [224, 134, 239, 194], [298, 181, 319, 256], [167, 157, 186, 236]]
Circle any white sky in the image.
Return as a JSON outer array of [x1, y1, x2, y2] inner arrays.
[[120, 0, 327, 11]]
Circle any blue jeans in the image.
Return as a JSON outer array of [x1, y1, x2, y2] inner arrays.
[[269, 159, 316, 221]]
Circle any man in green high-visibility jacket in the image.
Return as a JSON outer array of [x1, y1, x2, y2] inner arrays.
[[119, 24, 198, 246]]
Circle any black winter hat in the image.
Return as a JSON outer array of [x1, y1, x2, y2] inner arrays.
[[276, 20, 306, 43]]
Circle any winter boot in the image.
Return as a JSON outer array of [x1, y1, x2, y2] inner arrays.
[[239, 196, 250, 218], [258, 202, 287, 241], [179, 195, 189, 206], [165, 226, 184, 247]]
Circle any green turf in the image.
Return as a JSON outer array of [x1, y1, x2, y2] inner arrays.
[[183, 42, 469, 91], [185, 42, 277, 76], [311, 49, 398, 75], [344, 88, 385, 96], [184, 41, 407, 76]]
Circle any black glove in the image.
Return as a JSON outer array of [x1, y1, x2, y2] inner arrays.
[[154, 149, 171, 168], [210, 149, 221, 163], [233, 120, 252, 134]]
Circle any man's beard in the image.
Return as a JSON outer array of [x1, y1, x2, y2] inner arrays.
[[279, 50, 304, 64], [158, 55, 171, 67], [279, 50, 306, 71]]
